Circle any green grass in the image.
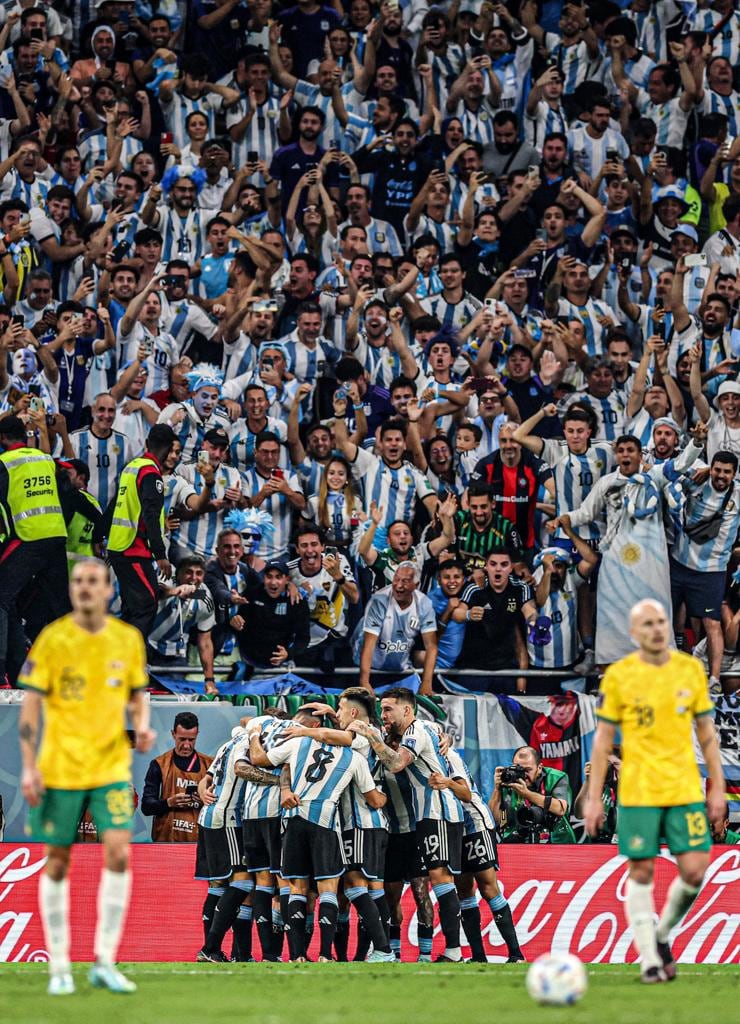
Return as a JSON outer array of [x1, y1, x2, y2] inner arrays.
[[2, 963, 738, 1024]]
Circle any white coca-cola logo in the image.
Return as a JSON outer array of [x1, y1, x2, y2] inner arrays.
[[0, 846, 48, 963], [504, 852, 740, 964]]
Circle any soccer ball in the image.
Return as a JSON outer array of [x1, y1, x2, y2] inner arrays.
[[525, 953, 588, 1006]]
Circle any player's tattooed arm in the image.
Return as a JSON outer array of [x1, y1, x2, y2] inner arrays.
[[348, 722, 413, 773], [234, 759, 280, 786]]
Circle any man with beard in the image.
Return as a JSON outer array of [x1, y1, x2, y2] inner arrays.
[[446, 58, 502, 147], [669, 256, 734, 374], [359, 497, 455, 590], [452, 549, 536, 693], [371, 3, 416, 101], [562, 357, 627, 443], [626, 341, 686, 449], [346, 294, 418, 390], [470, 422, 554, 557], [454, 486, 524, 580], [353, 119, 435, 243], [141, 172, 222, 264], [269, 106, 339, 215], [646, 418, 683, 466], [547, 427, 707, 665], [670, 451, 740, 696], [274, 254, 323, 337], [338, 184, 403, 257], [482, 111, 539, 184], [287, 416, 334, 495]]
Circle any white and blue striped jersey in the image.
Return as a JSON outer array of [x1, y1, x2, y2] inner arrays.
[[628, 408, 663, 450], [117, 322, 180, 396], [359, 586, 437, 674], [229, 416, 287, 472], [527, 100, 568, 153], [446, 748, 495, 835], [399, 719, 464, 824], [447, 178, 500, 223], [226, 95, 282, 171], [170, 461, 244, 558], [158, 402, 232, 464], [404, 212, 457, 255], [563, 391, 627, 443], [198, 730, 248, 830], [148, 585, 216, 658], [546, 35, 602, 92], [351, 332, 402, 389], [421, 291, 482, 331], [69, 427, 131, 510], [567, 125, 629, 179], [541, 438, 614, 542], [340, 735, 388, 831], [473, 413, 506, 457], [221, 331, 257, 383], [671, 479, 740, 573], [702, 89, 740, 139], [555, 296, 613, 357], [692, 8, 740, 65], [162, 89, 221, 149], [266, 735, 377, 830], [527, 564, 585, 669], [240, 466, 303, 560], [155, 204, 221, 263], [337, 217, 403, 257], [242, 716, 299, 820], [602, 50, 655, 94], [380, 758, 416, 834], [351, 447, 435, 527], [636, 91, 690, 148], [280, 334, 339, 384], [450, 101, 497, 147], [160, 295, 218, 353], [423, 44, 465, 110]]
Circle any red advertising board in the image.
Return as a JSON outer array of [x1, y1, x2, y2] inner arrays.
[[1, 844, 738, 964]]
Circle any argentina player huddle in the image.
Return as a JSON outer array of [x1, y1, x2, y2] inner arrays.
[[193, 686, 523, 964]]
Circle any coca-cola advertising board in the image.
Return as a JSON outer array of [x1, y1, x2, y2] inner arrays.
[[1, 844, 738, 964]]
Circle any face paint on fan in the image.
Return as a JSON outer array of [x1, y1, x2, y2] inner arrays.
[[241, 531, 261, 554], [193, 386, 219, 417]]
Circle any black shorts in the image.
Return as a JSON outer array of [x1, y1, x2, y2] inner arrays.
[[242, 817, 282, 874], [416, 819, 463, 875], [341, 827, 388, 880], [384, 830, 425, 883], [281, 816, 344, 880], [194, 824, 244, 881], [461, 829, 499, 874]]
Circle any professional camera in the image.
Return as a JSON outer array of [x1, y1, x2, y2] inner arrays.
[[501, 765, 528, 785], [516, 803, 548, 842]]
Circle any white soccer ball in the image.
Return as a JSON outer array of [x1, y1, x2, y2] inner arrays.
[[525, 953, 588, 1006]]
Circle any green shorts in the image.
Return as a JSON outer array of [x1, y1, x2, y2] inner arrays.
[[617, 802, 712, 859], [26, 781, 134, 847]]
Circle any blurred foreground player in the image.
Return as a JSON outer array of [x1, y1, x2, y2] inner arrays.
[[585, 599, 725, 984], [18, 558, 155, 995]]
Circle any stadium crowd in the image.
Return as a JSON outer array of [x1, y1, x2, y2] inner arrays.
[[0, 0, 740, 699]]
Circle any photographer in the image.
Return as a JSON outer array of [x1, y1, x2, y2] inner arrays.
[[573, 755, 620, 845], [490, 745, 575, 844]]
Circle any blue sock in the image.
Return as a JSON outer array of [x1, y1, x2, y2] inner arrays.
[[489, 894, 507, 912]]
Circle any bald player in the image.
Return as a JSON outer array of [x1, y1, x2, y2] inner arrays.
[[585, 599, 725, 984]]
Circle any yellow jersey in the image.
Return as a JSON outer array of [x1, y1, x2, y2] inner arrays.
[[597, 650, 714, 807], [19, 614, 147, 790]]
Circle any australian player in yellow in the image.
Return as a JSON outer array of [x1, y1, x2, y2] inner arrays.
[[585, 599, 725, 984], [18, 558, 156, 997]]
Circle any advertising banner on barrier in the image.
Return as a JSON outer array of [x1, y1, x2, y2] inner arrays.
[[1, 844, 738, 965]]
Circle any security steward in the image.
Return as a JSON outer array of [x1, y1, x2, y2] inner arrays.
[[104, 423, 175, 638], [58, 459, 103, 574], [141, 711, 213, 842], [0, 415, 70, 685]]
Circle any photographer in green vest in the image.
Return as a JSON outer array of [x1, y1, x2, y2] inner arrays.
[[490, 745, 576, 844], [0, 414, 69, 684], [105, 424, 175, 639]]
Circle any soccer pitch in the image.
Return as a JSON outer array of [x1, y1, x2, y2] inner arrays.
[[3, 963, 738, 1024]]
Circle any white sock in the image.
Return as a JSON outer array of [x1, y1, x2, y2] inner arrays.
[[625, 878, 660, 971], [39, 873, 71, 976], [656, 877, 701, 943], [94, 869, 131, 966], [444, 946, 462, 961]]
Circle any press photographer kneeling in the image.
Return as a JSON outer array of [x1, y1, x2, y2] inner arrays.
[[490, 746, 575, 844]]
